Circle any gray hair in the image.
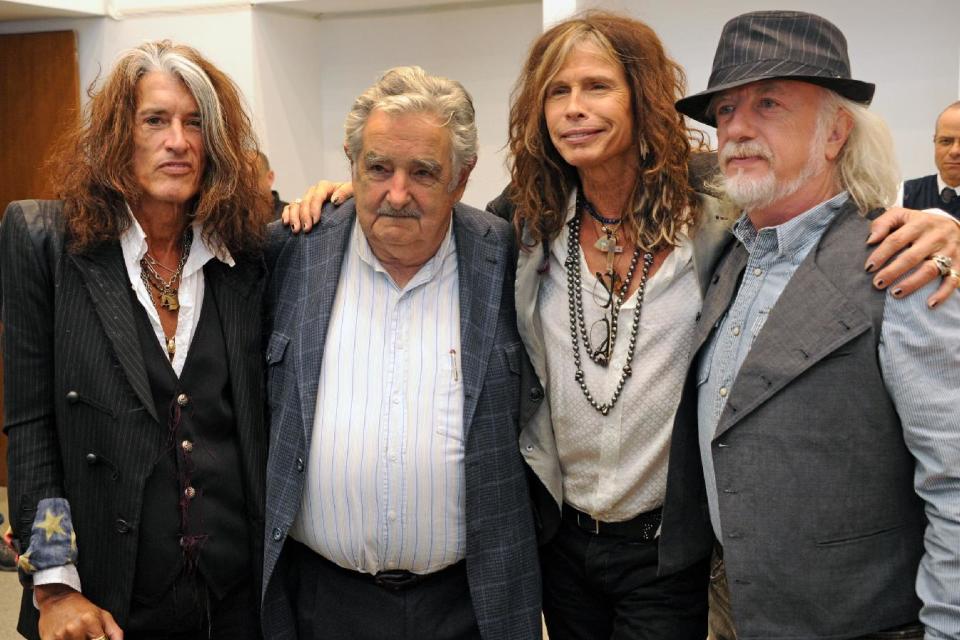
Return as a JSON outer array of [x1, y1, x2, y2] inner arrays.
[[117, 40, 232, 174], [344, 66, 478, 190], [821, 91, 899, 212]]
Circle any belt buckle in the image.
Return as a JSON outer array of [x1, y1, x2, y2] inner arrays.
[[577, 511, 600, 535], [374, 570, 420, 591]]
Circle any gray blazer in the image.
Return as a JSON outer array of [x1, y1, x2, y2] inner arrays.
[[0, 200, 267, 639], [260, 201, 542, 639], [666, 201, 926, 638], [514, 193, 733, 567]]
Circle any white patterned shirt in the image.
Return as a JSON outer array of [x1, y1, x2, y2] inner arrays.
[[539, 194, 701, 522], [290, 216, 466, 574]]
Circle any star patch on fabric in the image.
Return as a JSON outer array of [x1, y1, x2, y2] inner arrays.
[[20, 498, 78, 574]]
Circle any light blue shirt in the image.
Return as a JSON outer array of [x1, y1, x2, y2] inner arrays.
[[698, 192, 960, 639]]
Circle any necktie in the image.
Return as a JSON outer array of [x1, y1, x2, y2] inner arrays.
[[941, 187, 958, 204]]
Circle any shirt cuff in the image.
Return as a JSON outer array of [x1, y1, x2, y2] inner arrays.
[[31, 564, 82, 609]]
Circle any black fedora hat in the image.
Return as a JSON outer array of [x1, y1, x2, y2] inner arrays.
[[675, 11, 875, 126]]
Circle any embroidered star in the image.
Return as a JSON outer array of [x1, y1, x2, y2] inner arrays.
[[36, 509, 67, 542], [18, 551, 35, 573]]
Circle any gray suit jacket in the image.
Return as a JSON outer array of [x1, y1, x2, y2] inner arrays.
[[260, 201, 542, 639], [0, 200, 267, 639], [666, 202, 926, 639]]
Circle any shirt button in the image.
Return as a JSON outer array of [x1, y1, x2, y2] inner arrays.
[[389, 452, 398, 461], [181, 440, 193, 453], [295, 457, 304, 472], [177, 393, 189, 406], [719, 387, 729, 397], [271, 527, 282, 541], [66, 390, 80, 403], [525, 444, 534, 452], [388, 510, 396, 521], [753, 268, 763, 276], [387, 561, 397, 569], [731, 326, 741, 336], [392, 396, 400, 405], [184, 486, 196, 499]]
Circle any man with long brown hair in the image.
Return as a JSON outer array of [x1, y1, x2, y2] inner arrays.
[[1, 40, 271, 639]]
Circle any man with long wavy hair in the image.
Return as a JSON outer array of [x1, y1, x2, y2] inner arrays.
[[1, 40, 271, 639]]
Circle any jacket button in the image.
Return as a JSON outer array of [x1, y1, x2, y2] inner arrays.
[[181, 440, 194, 453], [184, 486, 196, 499], [295, 457, 304, 472], [85, 453, 98, 465], [66, 391, 79, 403], [177, 393, 189, 407], [528, 387, 544, 402], [271, 527, 283, 541], [115, 519, 131, 534]]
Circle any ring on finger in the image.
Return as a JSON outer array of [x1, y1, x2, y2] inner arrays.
[[91, 635, 107, 640], [931, 254, 953, 277], [951, 269, 960, 288]]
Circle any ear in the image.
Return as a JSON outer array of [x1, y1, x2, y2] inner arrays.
[[824, 108, 854, 162], [267, 169, 275, 187], [450, 160, 476, 200]]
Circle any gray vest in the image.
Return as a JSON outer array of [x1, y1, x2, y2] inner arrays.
[[666, 202, 925, 639]]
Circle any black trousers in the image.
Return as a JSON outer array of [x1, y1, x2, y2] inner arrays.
[[286, 540, 481, 640], [126, 572, 260, 640], [542, 516, 709, 640]]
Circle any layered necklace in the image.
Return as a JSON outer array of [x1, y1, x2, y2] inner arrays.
[[139, 228, 193, 360], [565, 193, 653, 415]]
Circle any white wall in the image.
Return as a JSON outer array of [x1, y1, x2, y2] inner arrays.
[[255, 1, 542, 206]]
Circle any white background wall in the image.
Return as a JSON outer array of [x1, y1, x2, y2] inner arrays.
[[2, 0, 958, 206]]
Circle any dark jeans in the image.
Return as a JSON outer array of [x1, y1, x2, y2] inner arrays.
[[542, 515, 709, 640], [287, 540, 480, 640], [126, 572, 260, 640], [708, 552, 923, 640]]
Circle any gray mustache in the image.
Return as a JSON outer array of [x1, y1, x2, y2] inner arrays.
[[377, 204, 422, 219]]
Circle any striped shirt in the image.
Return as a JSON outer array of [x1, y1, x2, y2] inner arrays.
[[290, 216, 466, 575]]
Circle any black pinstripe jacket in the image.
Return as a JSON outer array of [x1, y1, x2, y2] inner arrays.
[[0, 200, 267, 638]]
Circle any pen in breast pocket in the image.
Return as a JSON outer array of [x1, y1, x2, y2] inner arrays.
[[449, 348, 459, 382]]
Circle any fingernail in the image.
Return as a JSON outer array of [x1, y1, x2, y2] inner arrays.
[[332, 197, 341, 205], [864, 262, 875, 272], [874, 278, 885, 288], [866, 233, 877, 244], [892, 288, 902, 297], [929, 300, 938, 309]]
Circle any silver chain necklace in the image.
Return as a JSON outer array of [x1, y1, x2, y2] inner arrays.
[[565, 210, 653, 415]]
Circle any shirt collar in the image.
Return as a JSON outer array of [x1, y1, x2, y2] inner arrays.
[[353, 211, 456, 290], [938, 174, 958, 194], [121, 203, 235, 276], [732, 191, 849, 262]]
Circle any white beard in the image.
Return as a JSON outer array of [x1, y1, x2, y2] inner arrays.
[[720, 130, 828, 213]]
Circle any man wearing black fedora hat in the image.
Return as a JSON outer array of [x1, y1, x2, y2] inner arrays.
[[665, 10, 960, 640]]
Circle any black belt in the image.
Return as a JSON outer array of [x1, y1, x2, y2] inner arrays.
[[307, 544, 464, 592], [562, 503, 662, 540]]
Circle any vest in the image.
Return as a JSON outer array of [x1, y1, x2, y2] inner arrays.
[[666, 203, 926, 639], [130, 284, 251, 604], [903, 174, 960, 218]]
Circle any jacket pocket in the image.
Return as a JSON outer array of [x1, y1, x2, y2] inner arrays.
[[815, 522, 908, 547]]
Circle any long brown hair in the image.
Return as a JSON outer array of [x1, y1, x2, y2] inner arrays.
[[51, 40, 270, 256], [508, 11, 707, 250]]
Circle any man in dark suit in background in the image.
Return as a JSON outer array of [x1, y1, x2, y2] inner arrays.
[[900, 101, 960, 218], [1, 40, 271, 639], [254, 150, 288, 220], [260, 66, 541, 640]]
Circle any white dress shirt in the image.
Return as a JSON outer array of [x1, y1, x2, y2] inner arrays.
[[291, 217, 466, 575], [539, 194, 701, 522]]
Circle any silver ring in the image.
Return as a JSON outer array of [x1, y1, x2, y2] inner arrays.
[[931, 254, 953, 277], [294, 198, 303, 205]]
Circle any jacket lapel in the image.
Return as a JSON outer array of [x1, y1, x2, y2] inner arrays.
[[515, 229, 549, 387], [296, 203, 354, 440], [694, 243, 748, 354], [713, 208, 873, 440], [70, 243, 158, 423], [454, 206, 504, 437]]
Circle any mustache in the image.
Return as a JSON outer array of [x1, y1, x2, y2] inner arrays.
[[719, 141, 773, 166], [377, 203, 422, 219]]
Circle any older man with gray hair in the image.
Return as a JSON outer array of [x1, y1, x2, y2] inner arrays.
[[664, 10, 960, 640], [259, 66, 542, 640]]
